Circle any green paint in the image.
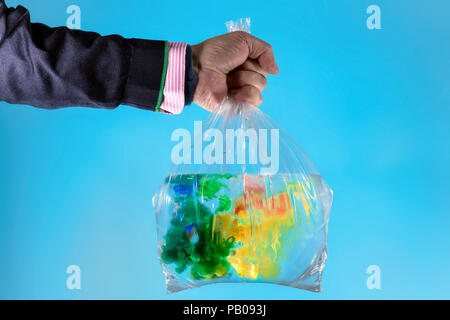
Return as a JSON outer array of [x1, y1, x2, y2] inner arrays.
[[198, 175, 228, 200], [216, 194, 231, 213], [160, 174, 236, 280]]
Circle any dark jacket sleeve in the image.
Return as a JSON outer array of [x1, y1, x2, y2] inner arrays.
[[0, 0, 169, 110]]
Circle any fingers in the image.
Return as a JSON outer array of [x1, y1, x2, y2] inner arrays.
[[227, 58, 269, 107], [240, 32, 279, 75], [227, 70, 267, 92], [227, 58, 268, 106], [238, 59, 269, 77], [192, 32, 278, 111], [230, 85, 263, 106]]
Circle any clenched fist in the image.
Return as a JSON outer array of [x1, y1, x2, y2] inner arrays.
[[191, 31, 279, 111]]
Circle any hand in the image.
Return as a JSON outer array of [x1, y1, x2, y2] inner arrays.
[[191, 31, 279, 111]]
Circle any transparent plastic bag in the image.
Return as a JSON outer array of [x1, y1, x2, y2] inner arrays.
[[153, 19, 333, 293]]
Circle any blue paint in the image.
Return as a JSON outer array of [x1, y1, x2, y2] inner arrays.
[[173, 184, 193, 196]]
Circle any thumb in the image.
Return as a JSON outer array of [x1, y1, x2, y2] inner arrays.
[[244, 34, 279, 75]]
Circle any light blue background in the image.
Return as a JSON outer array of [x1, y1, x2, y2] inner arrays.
[[0, 0, 449, 299]]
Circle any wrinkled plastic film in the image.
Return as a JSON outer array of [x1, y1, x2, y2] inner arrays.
[[153, 18, 332, 293]]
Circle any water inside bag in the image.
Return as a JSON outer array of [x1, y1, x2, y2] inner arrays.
[[155, 173, 332, 287]]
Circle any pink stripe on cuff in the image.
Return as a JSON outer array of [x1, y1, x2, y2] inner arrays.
[[159, 42, 187, 115]]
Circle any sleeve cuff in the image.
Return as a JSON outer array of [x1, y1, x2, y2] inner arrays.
[[158, 42, 188, 115], [123, 38, 168, 110]]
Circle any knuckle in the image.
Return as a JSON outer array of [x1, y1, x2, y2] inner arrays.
[[234, 31, 248, 41], [238, 30, 249, 37]]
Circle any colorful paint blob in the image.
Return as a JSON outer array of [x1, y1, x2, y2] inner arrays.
[[157, 174, 329, 283]]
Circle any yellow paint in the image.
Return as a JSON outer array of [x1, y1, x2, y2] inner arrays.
[[209, 177, 320, 280], [288, 177, 318, 223], [214, 191, 297, 280]]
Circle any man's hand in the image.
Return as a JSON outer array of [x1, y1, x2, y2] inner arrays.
[[191, 31, 279, 111]]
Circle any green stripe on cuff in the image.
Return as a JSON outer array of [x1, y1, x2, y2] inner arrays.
[[155, 41, 169, 112]]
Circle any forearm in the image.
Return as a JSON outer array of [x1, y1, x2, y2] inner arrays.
[[0, 1, 168, 110]]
